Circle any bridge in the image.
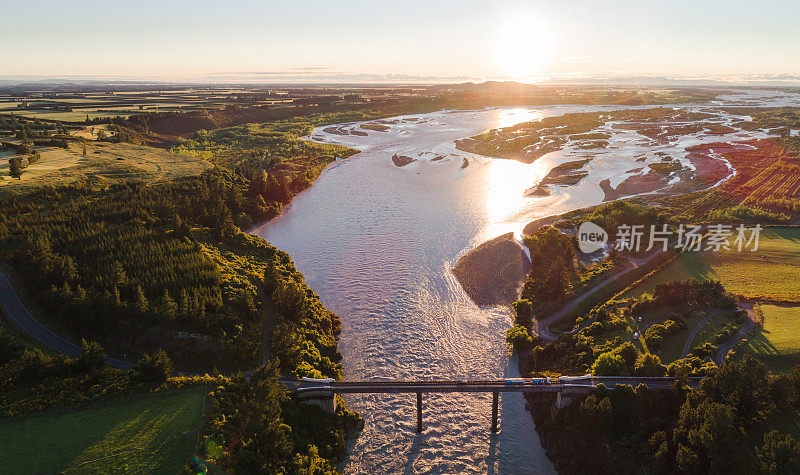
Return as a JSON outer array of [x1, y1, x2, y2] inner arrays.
[[286, 376, 701, 433]]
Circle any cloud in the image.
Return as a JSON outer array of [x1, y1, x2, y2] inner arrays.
[[203, 71, 479, 84], [745, 73, 800, 81], [209, 70, 339, 76]]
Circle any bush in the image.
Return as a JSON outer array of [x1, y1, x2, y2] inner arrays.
[[512, 299, 533, 326], [133, 349, 173, 384], [506, 325, 534, 351], [592, 352, 627, 376], [634, 353, 667, 376], [645, 318, 686, 349], [16, 142, 31, 155], [690, 342, 717, 359], [76, 339, 106, 372], [757, 430, 800, 474], [234, 211, 252, 230]]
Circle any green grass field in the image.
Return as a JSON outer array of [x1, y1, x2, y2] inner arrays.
[[740, 305, 800, 372], [631, 307, 712, 362], [0, 142, 212, 190], [623, 227, 800, 301], [0, 390, 206, 473], [656, 310, 711, 362], [691, 310, 741, 349]]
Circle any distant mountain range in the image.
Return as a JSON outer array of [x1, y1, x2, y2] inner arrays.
[[1, 74, 798, 88]]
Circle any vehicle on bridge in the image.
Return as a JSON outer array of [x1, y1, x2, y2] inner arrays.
[[505, 377, 552, 385], [301, 377, 335, 384]]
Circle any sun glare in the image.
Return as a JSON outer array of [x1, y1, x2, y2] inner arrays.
[[494, 15, 552, 80]]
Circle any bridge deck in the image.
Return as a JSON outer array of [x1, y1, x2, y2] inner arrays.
[[289, 376, 700, 394], [288, 376, 701, 433]]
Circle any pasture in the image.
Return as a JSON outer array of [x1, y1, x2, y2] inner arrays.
[[739, 305, 800, 372], [0, 390, 206, 473], [0, 142, 212, 190], [623, 227, 800, 302]]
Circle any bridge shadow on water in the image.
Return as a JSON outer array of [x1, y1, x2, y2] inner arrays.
[[486, 433, 499, 475], [398, 354, 556, 475], [402, 435, 425, 475]]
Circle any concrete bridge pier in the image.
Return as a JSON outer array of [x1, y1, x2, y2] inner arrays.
[[416, 392, 423, 433], [297, 388, 338, 414], [554, 391, 574, 411], [491, 392, 499, 433], [551, 388, 590, 416]]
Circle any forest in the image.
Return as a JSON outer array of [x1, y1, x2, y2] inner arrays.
[[0, 108, 379, 471], [514, 186, 800, 472], [529, 356, 800, 473]]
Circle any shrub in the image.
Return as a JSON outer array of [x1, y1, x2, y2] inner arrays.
[[592, 352, 627, 376], [506, 325, 534, 351], [634, 353, 667, 376], [133, 349, 173, 385], [757, 430, 800, 474], [512, 299, 533, 326], [16, 142, 31, 155], [76, 339, 106, 372]]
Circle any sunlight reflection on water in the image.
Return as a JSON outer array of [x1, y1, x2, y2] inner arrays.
[[251, 94, 800, 473]]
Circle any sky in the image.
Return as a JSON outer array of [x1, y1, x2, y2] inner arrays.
[[5, 0, 800, 83]]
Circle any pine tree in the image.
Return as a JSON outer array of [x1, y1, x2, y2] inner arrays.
[[159, 289, 177, 319], [179, 288, 189, 317], [134, 284, 148, 314], [8, 157, 23, 179]]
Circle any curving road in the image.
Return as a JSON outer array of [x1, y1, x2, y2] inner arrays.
[[0, 271, 133, 369], [535, 249, 669, 341], [714, 303, 758, 366], [680, 311, 717, 358]]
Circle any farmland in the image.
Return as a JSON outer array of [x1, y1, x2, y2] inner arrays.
[[623, 227, 800, 302], [0, 390, 206, 473], [0, 142, 212, 190], [679, 139, 800, 218], [660, 108, 800, 220], [0, 87, 302, 123], [738, 305, 800, 372]]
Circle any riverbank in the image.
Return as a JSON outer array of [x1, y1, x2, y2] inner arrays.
[[256, 107, 561, 473], [254, 99, 798, 472]]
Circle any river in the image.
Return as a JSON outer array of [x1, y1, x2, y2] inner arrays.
[[251, 92, 799, 474]]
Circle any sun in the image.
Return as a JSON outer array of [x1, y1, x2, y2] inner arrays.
[[494, 15, 552, 80]]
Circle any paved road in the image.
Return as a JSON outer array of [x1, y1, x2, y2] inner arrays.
[[680, 311, 717, 358], [0, 271, 133, 370], [714, 303, 758, 366], [536, 249, 669, 340], [287, 376, 701, 394]]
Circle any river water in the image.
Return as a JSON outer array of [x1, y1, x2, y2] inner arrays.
[[251, 92, 799, 474]]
